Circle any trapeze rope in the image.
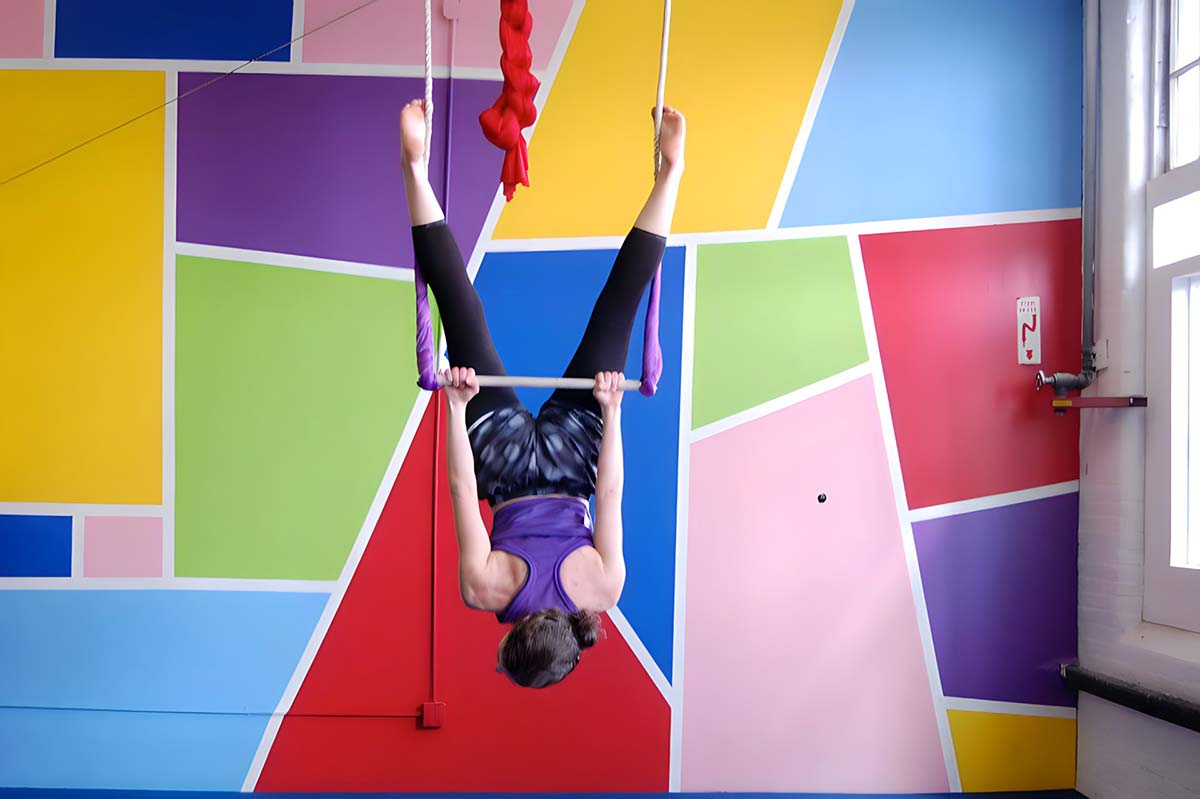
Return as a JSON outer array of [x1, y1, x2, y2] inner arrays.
[[424, 0, 434, 168], [412, 0, 672, 398]]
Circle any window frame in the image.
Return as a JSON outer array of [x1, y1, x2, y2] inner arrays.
[[1145, 0, 1200, 631], [1145, 158, 1200, 632], [1168, 62, 1198, 168], [1167, 0, 1199, 168]]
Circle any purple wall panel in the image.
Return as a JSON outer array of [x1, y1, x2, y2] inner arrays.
[[913, 492, 1078, 707], [177, 72, 503, 268]]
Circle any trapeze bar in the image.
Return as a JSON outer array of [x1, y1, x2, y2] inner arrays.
[[435, 374, 644, 391]]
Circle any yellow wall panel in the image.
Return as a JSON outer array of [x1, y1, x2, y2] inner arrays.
[[0, 70, 164, 503], [948, 709, 1076, 792], [494, 0, 843, 238]]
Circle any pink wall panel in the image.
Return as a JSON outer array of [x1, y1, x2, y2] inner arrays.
[[683, 376, 948, 793], [83, 516, 163, 578], [0, 0, 44, 57], [302, 0, 574, 69]]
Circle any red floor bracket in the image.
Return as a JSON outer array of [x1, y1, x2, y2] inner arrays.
[[420, 701, 446, 729], [1052, 395, 1148, 412]]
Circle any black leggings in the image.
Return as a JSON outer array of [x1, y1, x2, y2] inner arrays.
[[412, 220, 666, 426]]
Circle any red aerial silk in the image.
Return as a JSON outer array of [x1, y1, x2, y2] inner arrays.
[[478, 0, 540, 202]]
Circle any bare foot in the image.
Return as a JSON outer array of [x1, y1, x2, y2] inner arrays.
[[400, 99, 429, 166], [652, 105, 686, 172]]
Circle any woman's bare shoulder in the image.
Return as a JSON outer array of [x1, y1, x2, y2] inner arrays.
[[465, 550, 527, 613], [559, 546, 617, 612]]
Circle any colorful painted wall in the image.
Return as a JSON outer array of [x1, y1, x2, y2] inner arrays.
[[0, 0, 1082, 794]]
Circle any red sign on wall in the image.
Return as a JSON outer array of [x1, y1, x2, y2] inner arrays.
[[1018, 296, 1041, 365]]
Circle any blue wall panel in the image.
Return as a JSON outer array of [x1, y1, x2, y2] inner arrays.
[[0, 707, 270, 791], [0, 514, 71, 577], [0, 590, 325, 712], [474, 246, 685, 681], [55, 0, 293, 61], [780, 0, 1082, 226], [0, 590, 326, 790]]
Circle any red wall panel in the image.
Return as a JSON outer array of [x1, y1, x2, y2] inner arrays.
[[257, 402, 670, 791], [861, 220, 1082, 509]]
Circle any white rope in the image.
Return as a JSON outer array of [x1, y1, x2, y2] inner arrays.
[[423, 0, 433, 168], [653, 0, 671, 175]]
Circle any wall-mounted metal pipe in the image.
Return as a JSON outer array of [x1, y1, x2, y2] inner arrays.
[[1080, 0, 1099, 377], [1035, 1, 1101, 401], [1037, 370, 1096, 397]]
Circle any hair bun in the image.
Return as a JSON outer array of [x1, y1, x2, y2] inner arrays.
[[569, 611, 602, 649]]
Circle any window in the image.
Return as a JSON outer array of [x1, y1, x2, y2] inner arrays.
[[1171, 274, 1200, 568], [1169, 0, 1199, 168], [1152, 187, 1200, 267], [1144, 1, 1200, 632]]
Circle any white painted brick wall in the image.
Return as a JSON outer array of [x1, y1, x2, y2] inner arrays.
[[1076, 2, 1200, 797], [1078, 696, 1200, 799]]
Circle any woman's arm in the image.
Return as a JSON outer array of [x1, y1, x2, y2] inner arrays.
[[591, 372, 627, 606], [446, 406, 494, 608], [441, 368, 503, 609], [583, 113, 685, 607]]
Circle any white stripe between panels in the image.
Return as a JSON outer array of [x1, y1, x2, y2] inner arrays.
[[487, 235, 626, 253], [174, 243, 415, 282], [690, 363, 873, 443], [943, 697, 1077, 719], [485, 207, 1082, 253], [607, 607, 672, 707], [848, 235, 962, 791], [0, 503, 164, 518], [290, 0, 306, 64], [907, 480, 1081, 523], [766, 0, 855, 228], [668, 242, 698, 792], [0, 577, 336, 592], [538, 0, 585, 105], [41, 0, 56, 59], [162, 70, 179, 579], [70, 516, 84, 578], [0, 57, 507, 81]]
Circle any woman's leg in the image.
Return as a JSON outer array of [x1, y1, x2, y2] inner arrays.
[[548, 227, 666, 413], [402, 100, 518, 425], [549, 109, 685, 411]]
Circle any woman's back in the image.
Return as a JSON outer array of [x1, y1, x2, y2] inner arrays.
[[490, 496, 594, 623]]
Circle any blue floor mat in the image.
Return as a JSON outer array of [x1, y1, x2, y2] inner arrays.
[[0, 787, 1089, 791]]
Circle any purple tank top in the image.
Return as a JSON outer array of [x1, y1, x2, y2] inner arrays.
[[490, 496, 594, 624]]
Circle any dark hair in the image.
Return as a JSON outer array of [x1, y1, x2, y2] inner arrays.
[[498, 609, 603, 688]]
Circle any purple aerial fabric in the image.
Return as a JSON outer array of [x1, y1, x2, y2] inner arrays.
[[414, 271, 439, 391], [638, 267, 663, 396]]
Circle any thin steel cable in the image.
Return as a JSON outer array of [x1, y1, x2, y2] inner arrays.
[[1, 0, 384, 187]]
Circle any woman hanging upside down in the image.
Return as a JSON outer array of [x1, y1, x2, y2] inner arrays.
[[399, 97, 685, 689]]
